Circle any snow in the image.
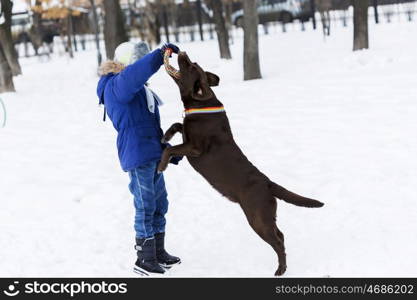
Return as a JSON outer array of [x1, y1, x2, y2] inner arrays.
[[1, 19, 417, 277]]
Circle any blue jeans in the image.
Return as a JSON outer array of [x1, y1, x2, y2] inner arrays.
[[128, 161, 169, 239]]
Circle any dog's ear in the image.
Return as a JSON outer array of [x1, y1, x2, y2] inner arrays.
[[205, 72, 220, 87]]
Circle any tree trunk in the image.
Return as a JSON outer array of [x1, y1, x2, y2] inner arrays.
[[155, 19, 162, 45], [72, 16, 78, 52], [243, 0, 261, 80], [161, 3, 170, 43], [224, 0, 233, 44], [209, 0, 231, 59], [103, 0, 128, 59], [143, 1, 161, 47], [67, 13, 74, 58], [135, 5, 146, 42], [170, 1, 180, 43], [31, 0, 44, 56], [90, 0, 102, 66], [317, 0, 331, 37], [153, 5, 162, 45], [319, 11, 330, 37], [151, 0, 162, 45], [0, 44, 15, 93], [373, 0, 379, 24], [0, 0, 21, 76], [310, 0, 317, 30], [353, 0, 369, 51], [196, 0, 204, 41]]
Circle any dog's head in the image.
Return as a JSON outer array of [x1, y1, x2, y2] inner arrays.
[[166, 51, 219, 103]]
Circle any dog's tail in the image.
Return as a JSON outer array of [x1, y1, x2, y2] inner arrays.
[[270, 181, 324, 208]]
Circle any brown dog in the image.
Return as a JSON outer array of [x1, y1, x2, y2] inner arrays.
[[158, 52, 324, 276]]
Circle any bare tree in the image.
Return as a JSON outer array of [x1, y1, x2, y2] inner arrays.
[[169, 0, 180, 42], [183, 0, 196, 42], [0, 44, 14, 93], [316, 0, 331, 37], [196, 0, 204, 41], [30, 0, 44, 56], [90, 0, 103, 66], [310, 0, 317, 30], [143, 0, 162, 47], [353, 0, 369, 51], [65, 10, 74, 58], [373, 0, 379, 24], [159, 0, 171, 42], [206, 0, 231, 59], [243, 0, 261, 80], [0, 0, 14, 93], [103, 0, 128, 59], [0, 0, 21, 76], [224, 0, 233, 44]]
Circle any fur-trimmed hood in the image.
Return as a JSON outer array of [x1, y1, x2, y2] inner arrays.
[[98, 60, 125, 76], [97, 61, 125, 104]]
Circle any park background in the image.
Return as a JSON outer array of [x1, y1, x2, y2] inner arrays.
[[0, 0, 416, 277]]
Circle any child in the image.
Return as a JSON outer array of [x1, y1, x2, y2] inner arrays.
[[97, 41, 181, 275]]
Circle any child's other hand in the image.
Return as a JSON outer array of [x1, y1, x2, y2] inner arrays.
[[161, 43, 180, 56]]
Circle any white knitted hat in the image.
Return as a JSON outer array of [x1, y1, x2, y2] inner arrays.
[[114, 41, 150, 66]]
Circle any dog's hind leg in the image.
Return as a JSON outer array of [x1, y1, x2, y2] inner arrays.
[[255, 221, 287, 276], [272, 226, 287, 276], [161, 123, 183, 143], [240, 196, 287, 276]]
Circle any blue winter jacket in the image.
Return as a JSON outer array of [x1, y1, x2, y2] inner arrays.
[[97, 49, 171, 172]]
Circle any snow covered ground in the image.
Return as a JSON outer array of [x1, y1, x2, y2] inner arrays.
[[1, 20, 417, 277]]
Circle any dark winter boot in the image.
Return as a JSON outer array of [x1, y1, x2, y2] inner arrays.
[[155, 232, 181, 268], [134, 237, 166, 276]]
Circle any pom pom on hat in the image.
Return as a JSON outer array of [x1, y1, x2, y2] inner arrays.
[[114, 41, 150, 66]]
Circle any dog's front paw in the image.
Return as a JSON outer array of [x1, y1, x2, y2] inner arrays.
[[157, 162, 168, 173]]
